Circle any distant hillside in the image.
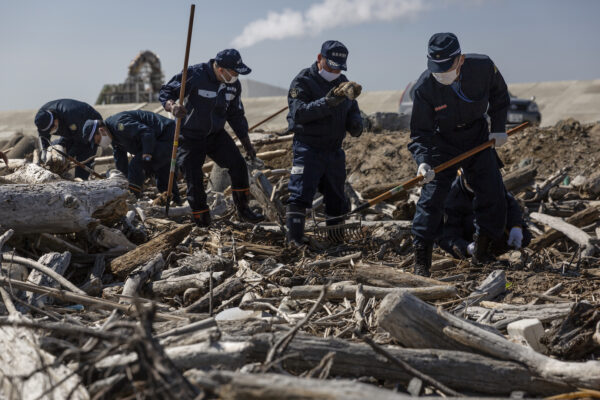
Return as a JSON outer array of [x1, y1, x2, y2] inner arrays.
[[240, 79, 287, 98]]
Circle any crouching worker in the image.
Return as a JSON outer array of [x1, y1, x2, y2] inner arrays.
[[438, 169, 532, 259], [285, 40, 364, 246], [34, 99, 102, 179], [82, 110, 181, 203]]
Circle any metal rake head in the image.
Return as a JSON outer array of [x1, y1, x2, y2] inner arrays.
[[312, 222, 364, 243]]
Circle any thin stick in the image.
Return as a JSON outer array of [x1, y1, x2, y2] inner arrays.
[[41, 138, 103, 179], [355, 330, 462, 397], [249, 106, 288, 132], [263, 284, 328, 368], [1, 254, 85, 295], [0, 276, 184, 321], [166, 4, 196, 216]]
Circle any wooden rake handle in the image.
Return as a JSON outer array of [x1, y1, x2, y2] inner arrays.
[[351, 121, 530, 214], [166, 4, 195, 216]]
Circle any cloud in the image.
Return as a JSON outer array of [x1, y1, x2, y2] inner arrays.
[[232, 0, 428, 48]]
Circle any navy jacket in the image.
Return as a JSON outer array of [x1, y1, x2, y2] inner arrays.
[[159, 60, 248, 140], [38, 99, 102, 150], [287, 62, 362, 150], [408, 54, 510, 166], [104, 110, 175, 175], [438, 176, 525, 256]]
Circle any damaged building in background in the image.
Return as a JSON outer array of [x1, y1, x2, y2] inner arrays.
[[95, 50, 164, 105]]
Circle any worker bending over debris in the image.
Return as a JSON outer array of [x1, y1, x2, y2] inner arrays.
[[438, 169, 531, 259], [34, 99, 102, 179], [82, 110, 181, 203], [159, 49, 263, 227], [409, 32, 511, 276], [285, 40, 364, 246]]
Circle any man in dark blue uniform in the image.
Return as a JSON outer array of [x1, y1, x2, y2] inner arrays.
[[409, 33, 511, 276], [81, 110, 181, 203], [286, 40, 364, 246], [438, 169, 531, 259], [159, 49, 263, 227], [34, 99, 102, 179]]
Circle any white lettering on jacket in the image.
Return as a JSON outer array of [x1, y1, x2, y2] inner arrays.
[[198, 89, 217, 98]]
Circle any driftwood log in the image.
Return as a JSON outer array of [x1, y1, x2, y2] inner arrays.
[[96, 329, 569, 396], [120, 254, 164, 304], [250, 171, 285, 223], [108, 224, 192, 278], [454, 270, 506, 313], [25, 251, 71, 307], [378, 291, 600, 390], [2, 163, 61, 184], [352, 262, 449, 288], [184, 276, 245, 313], [0, 169, 128, 233], [290, 282, 456, 301], [466, 301, 574, 329], [530, 205, 599, 250], [190, 370, 412, 400], [503, 165, 537, 192], [530, 211, 597, 256], [148, 271, 225, 298]]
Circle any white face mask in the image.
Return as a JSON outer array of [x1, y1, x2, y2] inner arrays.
[[432, 68, 459, 85], [319, 68, 341, 82], [99, 133, 112, 148], [221, 69, 238, 84]]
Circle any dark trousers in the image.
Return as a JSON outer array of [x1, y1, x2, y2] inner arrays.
[[287, 140, 349, 218], [413, 147, 507, 244], [127, 140, 180, 200], [178, 129, 249, 212]]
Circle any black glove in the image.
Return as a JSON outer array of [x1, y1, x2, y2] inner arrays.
[[325, 88, 346, 107], [240, 136, 256, 160], [170, 102, 187, 118]]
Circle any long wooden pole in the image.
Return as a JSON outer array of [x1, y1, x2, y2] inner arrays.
[[166, 4, 195, 216], [349, 121, 530, 216], [248, 105, 288, 132]]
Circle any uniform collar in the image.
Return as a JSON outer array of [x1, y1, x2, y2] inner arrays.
[[207, 59, 219, 82]]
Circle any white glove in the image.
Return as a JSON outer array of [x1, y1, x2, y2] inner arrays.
[[467, 242, 475, 256], [417, 163, 435, 183], [507, 226, 523, 249], [489, 132, 508, 148]]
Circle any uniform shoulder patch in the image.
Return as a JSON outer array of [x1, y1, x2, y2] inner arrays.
[[493, 64, 498, 74], [289, 88, 298, 98], [69, 123, 77, 131], [118, 123, 125, 131]]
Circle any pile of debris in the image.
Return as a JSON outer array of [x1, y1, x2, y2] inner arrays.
[[0, 120, 599, 399]]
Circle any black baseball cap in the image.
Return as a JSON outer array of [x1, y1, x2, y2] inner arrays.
[[320, 40, 348, 71], [215, 49, 251, 75], [34, 109, 55, 134], [427, 32, 461, 73]]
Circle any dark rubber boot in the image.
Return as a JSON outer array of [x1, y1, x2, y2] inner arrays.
[[472, 232, 496, 266], [232, 190, 264, 223], [192, 210, 211, 227], [286, 205, 306, 247], [413, 242, 433, 277]]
